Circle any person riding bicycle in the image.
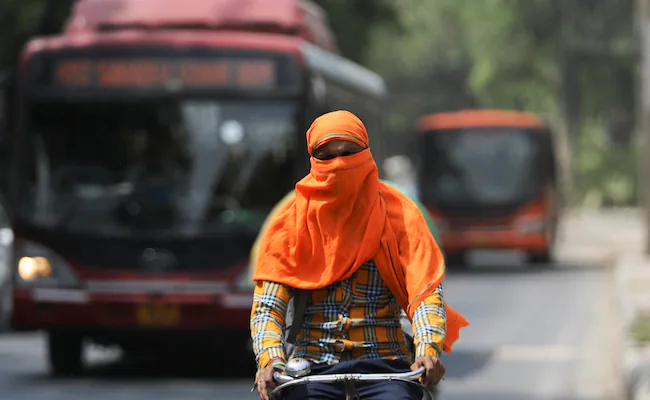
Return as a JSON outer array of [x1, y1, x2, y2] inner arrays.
[[250, 111, 469, 400]]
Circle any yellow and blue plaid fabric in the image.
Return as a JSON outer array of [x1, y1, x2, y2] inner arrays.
[[250, 260, 446, 370]]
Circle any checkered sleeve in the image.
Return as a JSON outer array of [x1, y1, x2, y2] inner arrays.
[[411, 283, 446, 358], [250, 280, 291, 369]]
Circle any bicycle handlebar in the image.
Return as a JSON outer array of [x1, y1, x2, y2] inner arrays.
[[273, 366, 425, 385], [271, 367, 432, 399]]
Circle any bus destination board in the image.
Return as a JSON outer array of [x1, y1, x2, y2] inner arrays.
[[52, 58, 278, 90]]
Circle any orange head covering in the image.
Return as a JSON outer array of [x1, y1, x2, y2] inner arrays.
[[306, 112, 369, 156], [253, 110, 468, 353]]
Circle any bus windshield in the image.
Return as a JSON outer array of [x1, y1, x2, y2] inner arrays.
[[18, 100, 299, 238], [420, 127, 540, 209]]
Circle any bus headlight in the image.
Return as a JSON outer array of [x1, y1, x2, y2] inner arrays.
[[18, 257, 52, 280], [14, 241, 80, 288], [515, 217, 546, 233]]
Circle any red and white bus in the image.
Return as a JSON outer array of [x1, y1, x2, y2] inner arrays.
[[0, 0, 388, 374]]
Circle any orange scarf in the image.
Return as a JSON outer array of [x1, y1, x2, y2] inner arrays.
[[253, 110, 468, 353]]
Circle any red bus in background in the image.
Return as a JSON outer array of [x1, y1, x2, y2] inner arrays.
[[0, 0, 388, 375], [415, 110, 562, 267]]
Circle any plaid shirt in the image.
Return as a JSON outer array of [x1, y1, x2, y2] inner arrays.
[[250, 260, 446, 370]]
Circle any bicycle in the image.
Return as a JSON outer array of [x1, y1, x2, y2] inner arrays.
[[270, 357, 436, 400]]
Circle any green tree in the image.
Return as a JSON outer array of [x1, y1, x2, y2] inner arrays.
[[365, 0, 637, 205], [458, 0, 561, 113], [366, 0, 562, 128], [312, 0, 398, 63], [364, 0, 478, 152]]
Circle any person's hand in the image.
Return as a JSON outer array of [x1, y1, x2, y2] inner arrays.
[[411, 355, 445, 387], [257, 364, 285, 400]]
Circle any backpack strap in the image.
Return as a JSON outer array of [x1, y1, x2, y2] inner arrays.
[[285, 288, 310, 345]]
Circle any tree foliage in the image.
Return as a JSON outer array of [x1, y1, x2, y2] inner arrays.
[[312, 0, 398, 64], [365, 0, 564, 131], [363, 0, 636, 205]]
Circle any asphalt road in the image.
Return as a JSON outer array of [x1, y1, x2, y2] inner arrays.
[[0, 259, 615, 400]]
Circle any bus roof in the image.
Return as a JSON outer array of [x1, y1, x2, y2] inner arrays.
[[21, 30, 387, 98], [64, 0, 338, 53], [417, 109, 546, 131]]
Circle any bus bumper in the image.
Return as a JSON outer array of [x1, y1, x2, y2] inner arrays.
[[440, 230, 549, 255], [11, 287, 253, 332]]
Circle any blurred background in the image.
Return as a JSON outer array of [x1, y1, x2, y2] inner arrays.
[[0, 0, 648, 399]]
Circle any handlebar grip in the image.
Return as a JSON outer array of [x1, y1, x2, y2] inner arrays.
[[273, 371, 293, 384], [411, 366, 426, 379]]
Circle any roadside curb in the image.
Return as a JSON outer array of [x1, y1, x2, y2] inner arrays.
[[615, 253, 650, 400]]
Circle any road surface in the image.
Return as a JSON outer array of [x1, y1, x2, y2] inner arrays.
[[0, 259, 616, 400]]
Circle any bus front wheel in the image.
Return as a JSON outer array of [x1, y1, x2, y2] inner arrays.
[[47, 330, 85, 376]]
